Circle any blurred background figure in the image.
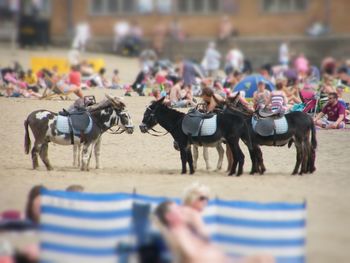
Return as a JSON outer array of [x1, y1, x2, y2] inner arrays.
[[279, 41, 290, 68], [225, 44, 244, 74], [113, 20, 130, 53], [201, 41, 221, 78], [152, 21, 168, 56], [72, 22, 90, 52], [294, 53, 310, 79], [169, 18, 186, 42], [218, 15, 236, 42]]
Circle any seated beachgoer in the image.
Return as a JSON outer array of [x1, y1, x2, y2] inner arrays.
[[320, 74, 336, 94], [201, 87, 224, 112], [314, 92, 346, 129], [169, 80, 196, 108], [182, 182, 211, 240], [24, 185, 43, 225], [4, 71, 41, 98], [267, 82, 289, 113], [253, 80, 270, 110], [25, 69, 39, 93], [111, 69, 121, 89], [44, 68, 83, 98]]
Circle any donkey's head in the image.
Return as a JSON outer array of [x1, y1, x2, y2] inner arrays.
[[225, 92, 253, 115], [139, 97, 165, 133], [106, 94, 134, 134]]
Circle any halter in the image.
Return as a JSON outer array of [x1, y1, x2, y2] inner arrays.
[[142, 106, 169, 136], [107, 110, 133, 134]]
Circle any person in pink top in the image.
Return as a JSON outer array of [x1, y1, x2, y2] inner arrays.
[[314, 92, 346, 129], [294, 53, 309, 78]]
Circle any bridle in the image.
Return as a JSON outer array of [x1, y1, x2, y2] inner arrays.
[[107, 110, 133, 134], [142, 106, 170, 137]]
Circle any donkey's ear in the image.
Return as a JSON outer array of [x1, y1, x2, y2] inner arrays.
[[157, 96, 166, 104], [233, 91, 241, 103]]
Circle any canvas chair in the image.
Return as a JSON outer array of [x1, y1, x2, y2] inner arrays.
[[40, 85, 75, 100], [39, 189, 306, 263]]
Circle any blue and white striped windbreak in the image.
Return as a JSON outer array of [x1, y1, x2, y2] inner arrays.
[[40, 189, 306, 263]]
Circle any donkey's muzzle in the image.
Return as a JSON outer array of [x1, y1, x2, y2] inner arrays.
[[126, 126, 134, 134], [139, 124, 148, 133]]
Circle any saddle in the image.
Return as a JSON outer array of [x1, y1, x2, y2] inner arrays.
[[58, 108, 92, 144], [256, 108, 284, 119], [252, 108, 288, 144], [182, 109, 217, 142]]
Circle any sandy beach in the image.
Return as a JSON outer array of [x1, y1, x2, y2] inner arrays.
[[0, 45, 349, 263]]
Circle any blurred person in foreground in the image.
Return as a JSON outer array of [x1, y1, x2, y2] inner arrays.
[[154, 201, 275, 263]]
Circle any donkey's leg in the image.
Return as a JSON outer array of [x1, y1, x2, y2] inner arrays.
[[81, 143, 94, 171], [300, 140, 310, 175], [235, 144, 245, 176], [203, 147, 211, 170], [187, 148, 195, 174], [227, 138, 239, 176], [31, 143, 40, 169], [292, 140, 303, 175], [226, 144, 233, 172], [192, 145, 199, 170], [256, 146, 266, 174], [94, 137, 102, 169], [77, 144, 81, 168], [73, 144, 79, 167], [216, 143, 224, 171], [228, 136, 245, 176], [308, 144, 316, 173], [39, 143, 53, 171], [248, 148, 258, 175], [180, 148, 188, 174]]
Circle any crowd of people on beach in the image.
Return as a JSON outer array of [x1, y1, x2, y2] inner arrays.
[[127, 41, 350, 129], [0, 59, 122, 99], [1, 41, 350, 130]]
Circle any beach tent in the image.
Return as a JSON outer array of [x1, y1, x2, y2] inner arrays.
[[40, 189, 306, 263], [234, 74, 275, 98]]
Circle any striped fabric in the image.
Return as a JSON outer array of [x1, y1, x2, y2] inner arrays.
[[40, 189, 306, 263]]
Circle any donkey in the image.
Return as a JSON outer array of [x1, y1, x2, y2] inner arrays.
[[224, 93, 317, 175], [192, 142, 225, 171], [139, 97, 256, 176], [24, 95, 134, 171]]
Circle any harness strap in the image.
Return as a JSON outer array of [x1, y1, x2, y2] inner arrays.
[[68, 117, 74, 145], [273, 122, 277, 146], [197, 119, 205, 146]]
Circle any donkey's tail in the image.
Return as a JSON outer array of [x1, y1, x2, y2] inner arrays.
[[311, 121, 317, 150], [24, 119, 31, 154], [309, 119, 317, 173]]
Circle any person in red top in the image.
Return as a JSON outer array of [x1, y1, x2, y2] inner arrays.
[[314, 92, 346, 129], [69, 65, 81, 87]]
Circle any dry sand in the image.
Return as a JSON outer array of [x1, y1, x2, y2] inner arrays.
[[0, 45, 349, 263]]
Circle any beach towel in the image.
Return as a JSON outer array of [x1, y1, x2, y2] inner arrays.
[[40, 189, 306, 263]]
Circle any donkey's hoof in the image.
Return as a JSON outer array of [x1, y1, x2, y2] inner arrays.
[[47, 166, 53, 171]]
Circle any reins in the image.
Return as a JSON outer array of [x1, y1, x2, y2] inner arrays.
[[146, 128, 169, 137]]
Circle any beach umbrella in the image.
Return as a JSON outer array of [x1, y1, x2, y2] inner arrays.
[[233, 74, 275, 98]]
